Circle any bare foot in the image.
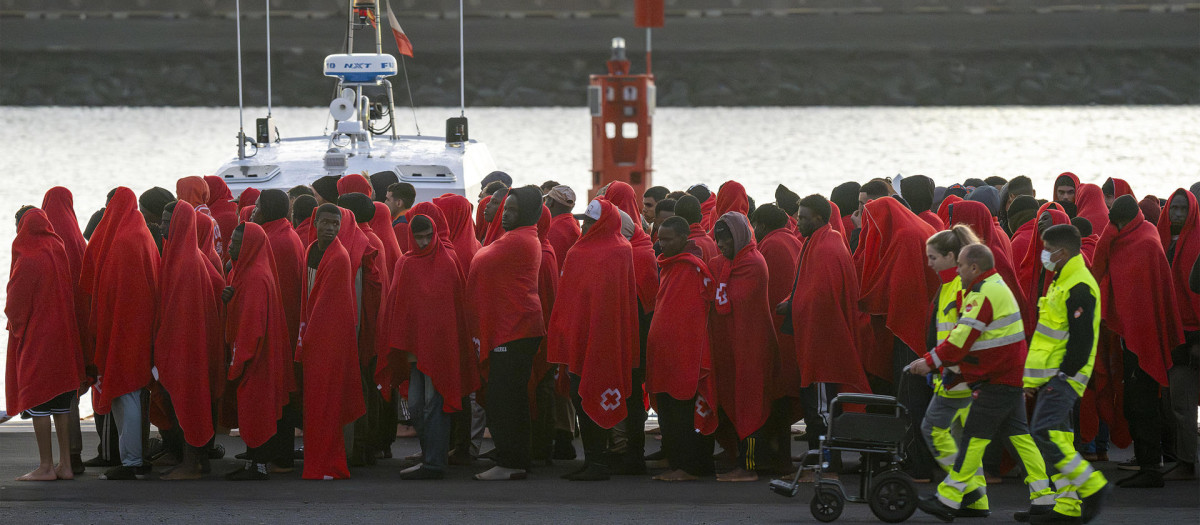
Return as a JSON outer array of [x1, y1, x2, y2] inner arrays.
[[54, 463, 74, 480], [716, 467, 758, 482], [161, 464, 203, 480], [653, 469, 699, 481], [17, 466, 57, 481]]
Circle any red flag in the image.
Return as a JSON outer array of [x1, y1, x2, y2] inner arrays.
[[386, 0, 414, 57], [635, 0, 664, 28]]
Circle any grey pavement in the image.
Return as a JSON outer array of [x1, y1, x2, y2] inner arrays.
[[0, 422, 1195, 523]]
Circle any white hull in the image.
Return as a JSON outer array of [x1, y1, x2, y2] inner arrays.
[[213, 133, 493, 203]]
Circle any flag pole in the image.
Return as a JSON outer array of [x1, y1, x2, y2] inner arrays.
[[400, 55, 420, 136], [459, 0, 465, 118]]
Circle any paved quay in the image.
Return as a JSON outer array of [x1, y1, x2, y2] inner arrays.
[[0, 422, 1195, 523]]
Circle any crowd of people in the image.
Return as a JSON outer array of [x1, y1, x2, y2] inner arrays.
[[5, 170, 1198, 523]]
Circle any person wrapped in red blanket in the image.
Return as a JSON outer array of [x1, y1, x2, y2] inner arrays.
[[222, 222, 294, 480], [548, 198, 638, 481], [297, 204, 365, 480], [708, 211, 779, 482], [6, 206, 85, 481]]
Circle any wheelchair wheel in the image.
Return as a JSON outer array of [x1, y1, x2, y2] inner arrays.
[[868, 471, 918, 523], [810, 487, 844, 523]]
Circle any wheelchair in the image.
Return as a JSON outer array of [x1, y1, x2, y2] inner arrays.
[[769, 392, 918, 523]]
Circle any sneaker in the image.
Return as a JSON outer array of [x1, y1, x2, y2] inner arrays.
[[916, 494, 957, 523], [227, 463, 270, 481], [100, 464, 149, 480], [1116, 457, 1140, 471], [400, 466, 444, 480], [83, 455, 120, 468]]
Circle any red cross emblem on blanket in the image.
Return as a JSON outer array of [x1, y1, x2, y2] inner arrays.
[[600, 388, 622, 410]]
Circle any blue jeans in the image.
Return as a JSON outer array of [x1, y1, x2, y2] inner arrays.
[[408, 367, 451, 471]]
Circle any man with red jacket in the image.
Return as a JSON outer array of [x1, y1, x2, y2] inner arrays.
[[908, 244, 1050, 522]]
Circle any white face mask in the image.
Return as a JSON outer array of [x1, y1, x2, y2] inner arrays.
[[1041, 248, 1060, 271]]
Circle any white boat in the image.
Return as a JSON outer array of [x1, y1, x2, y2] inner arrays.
[[212, 0, 493, 202]]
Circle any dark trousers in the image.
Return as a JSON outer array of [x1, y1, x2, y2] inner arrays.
[[571, 373, 613, 467], [800, 382, 837, 451], [486, 337, 540, 470], [94, 410, 121, 462], [408, 367, 451, 471], [1167, 336, 1199, 465], [656, 393, 715, 476], [892, 338, 935, 478], [351, 360, 381, 460], [248, 414, 289, 464], [1123, 346, 1164, 469], [618, 358, 648, 466], [530, 368, 557, 462]]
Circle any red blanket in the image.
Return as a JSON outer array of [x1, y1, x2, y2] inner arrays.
[[433, 193, 482, 272], [467, 225, 546, 361], [226, 222, 293, 448], [336, 173, 373, 198], [370, 202, 403, 273], [758, 228, 803, 398], [1052, 171, 1081, 200], [547, 200, 637, 429], [40, 187, 90, 370], [204, 176, 239, 262], [688, 222, 719, 262], [297, 238, 365, 480], [918, 210, 946, 232], [949, 200, 1033, 335], [1075, 183, 1110, 235], [474, 195, 492, 242], [335, 207, 386, 367], [547, 212, 581, 267], [5, 209, 85, 415], [79, 187, 159, 414], [1160, 189, 1200, 330], [354, 217, 389, 366], [482, 193, 508, 247], [376, 212, 480, 412], [1017, 203, 1069, 307], [646, 251, 719, 435], [295, 217, 314, 247], [1107, 177, 1134, 201], [155, 201, 225, 447], [712, 181, 750, 237], [708, 213, 779, 439], [828, 202, 851, 249], [262, 217, 306, 352], [176, 176, 209, 208], [856, 198, 938, 375], [529, 206, 561, 410], [700, 194, 717, 233], [601, 183, 659, 313], [196, 212, 224, 275], [790, 223, 871, 392], [1092, 210, 1182, 385]]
